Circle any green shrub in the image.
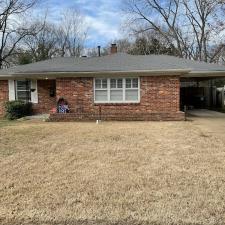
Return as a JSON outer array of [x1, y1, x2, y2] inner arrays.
[[5, 100, 33, 120]]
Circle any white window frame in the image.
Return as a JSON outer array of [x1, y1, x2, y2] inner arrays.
[[94, 77, 140, 103], [15, 80, 31, 102], [94, 78, 108, 102]]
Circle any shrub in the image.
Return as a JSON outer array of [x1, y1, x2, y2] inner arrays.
[[5, 100, 33, 120]]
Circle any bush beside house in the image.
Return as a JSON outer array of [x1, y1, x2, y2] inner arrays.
[[5, 101, 33, 120]]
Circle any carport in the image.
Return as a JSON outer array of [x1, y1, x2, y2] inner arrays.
[[180, 73, 225, 111]]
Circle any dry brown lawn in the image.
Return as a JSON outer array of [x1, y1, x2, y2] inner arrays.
[[0, 119, 225, 225]]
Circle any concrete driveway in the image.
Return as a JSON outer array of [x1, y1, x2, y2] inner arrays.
[[187, 109, 225, 118], [187, 109, 225, 140]]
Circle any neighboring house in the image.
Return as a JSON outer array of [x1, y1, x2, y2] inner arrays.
[[0, 44, 225, 121]]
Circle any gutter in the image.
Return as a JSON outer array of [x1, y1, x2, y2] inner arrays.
[[0, 69, 191, 79], [181, 71, 225, 78], [2, 69, 225, 79]]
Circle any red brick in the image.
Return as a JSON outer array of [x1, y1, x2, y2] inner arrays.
[[0, 76, 185, 121], [0, 80, 56, 116], [0, 80, 8, 116], [33, 80, 56, 114], [52, 76, 185, 121]]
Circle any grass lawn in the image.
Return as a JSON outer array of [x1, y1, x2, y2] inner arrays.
[[0, 119, 17, 128], [0, 120, 225, 225]]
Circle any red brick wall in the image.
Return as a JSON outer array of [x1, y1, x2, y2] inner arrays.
[[0, 77, 184, 120], [50, 111, 185, 121], [0, 79, 56, 116], [54, 76, 184, 121], [0, 80, 8, 116], [33, 80, 56, 114]]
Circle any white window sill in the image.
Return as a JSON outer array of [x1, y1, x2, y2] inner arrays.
[[94, 101, 140, 104]]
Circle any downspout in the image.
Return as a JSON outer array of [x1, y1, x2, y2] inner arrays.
[[222, 86, 225, 109], [209, 79, 213, 109]]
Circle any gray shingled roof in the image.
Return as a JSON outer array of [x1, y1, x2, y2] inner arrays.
[[0, 53, 225, 77]]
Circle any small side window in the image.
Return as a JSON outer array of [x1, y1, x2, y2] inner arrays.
[[95, 78, 108, 102], [16, 80, 31, 102]]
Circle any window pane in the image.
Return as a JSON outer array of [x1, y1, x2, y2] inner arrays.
[[132, 78, 138, 88], [95, 79, 101, 89], [16, 80, 31, 101], [95, 90, 107, 101], [17, 80, 30, 91], [126, 79, 131, 88], [17, 91, 31, 101], [110, 79, 116, 88], [110, 90, 123, 101], [126, 90, 138, 101], [102, 79, 107, 88], [117, 79, 123, 88]]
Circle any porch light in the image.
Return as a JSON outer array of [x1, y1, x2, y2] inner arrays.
[[30, 88, 36, 92]]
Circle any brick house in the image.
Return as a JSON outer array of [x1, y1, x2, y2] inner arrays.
[[0, 44, 225, 121]]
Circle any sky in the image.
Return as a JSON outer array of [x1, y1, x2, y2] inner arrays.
[[37, 0, 124, 48]]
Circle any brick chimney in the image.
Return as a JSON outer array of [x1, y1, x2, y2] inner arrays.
[[110, 44, 117, 54]]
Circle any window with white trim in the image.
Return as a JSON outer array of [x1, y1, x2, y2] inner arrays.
[[94, 78, 140, 103], [125, 78, 139, 101], [16, 80, 31, 102], [94, 78, 108, 101]]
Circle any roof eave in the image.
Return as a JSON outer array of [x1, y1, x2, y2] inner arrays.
[[0, 69, 190, 79], [182, 71, 225, 78]]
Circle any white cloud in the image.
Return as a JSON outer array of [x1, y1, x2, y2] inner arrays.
[[35, 0, 123, 47], [85, 15, 121, 44]]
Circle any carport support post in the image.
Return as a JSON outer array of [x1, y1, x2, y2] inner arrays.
[[222, 86, 225, 109], [184, 105, 187, 120], [210, 79, 213, 108], [209, 79, 216, 108]]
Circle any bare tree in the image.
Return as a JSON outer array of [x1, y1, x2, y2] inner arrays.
[[58, 9, 87, 57], [124, 0, 225, 62], [0, 0, 39, 68], [18, 9, 88, 63], [115, 38, 132, 52], [87, 47, 109, 57], [182, 0, 225, 62], [23, 21, 60, 61], [209, 44, 225, 65], [87, 33, 176, 57], [124, 0, 184, 55]]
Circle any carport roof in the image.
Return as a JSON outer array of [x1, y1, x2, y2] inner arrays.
[[0, 53, 225, 78]]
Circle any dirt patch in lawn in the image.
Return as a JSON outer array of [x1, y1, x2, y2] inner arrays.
[[0, 120, 225, 225]]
